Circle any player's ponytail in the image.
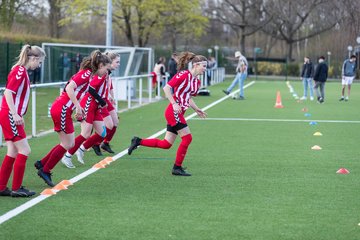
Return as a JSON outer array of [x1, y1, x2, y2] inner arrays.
[[177, 51, 196, 71], [90, 50, 111, 73], [13, 44, 46, 68], [80, 56, 92, 70], [104, 50, 120, 61]]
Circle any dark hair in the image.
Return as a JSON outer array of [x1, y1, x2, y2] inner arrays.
[[319, 56, 325, 60], [90, 50, 111, 72], [350, 55, 357, 59], [80, 56, 92, 70]]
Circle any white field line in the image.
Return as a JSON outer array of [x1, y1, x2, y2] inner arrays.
[[0, 81, 255, 225], [190, 118, 360, 124]]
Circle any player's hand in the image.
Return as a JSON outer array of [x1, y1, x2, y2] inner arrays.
[[74, 105, 84, 121], [196, 109, 207, 119], [12, 113, 24, 125], [172, 103, 182, 114]]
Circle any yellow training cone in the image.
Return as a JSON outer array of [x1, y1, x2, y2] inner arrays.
[[313, 132, 323, 136], [311, 145, 322, 150]]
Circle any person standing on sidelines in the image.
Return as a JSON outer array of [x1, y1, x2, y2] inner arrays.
[[167, 53, 178, 80], [77, 51, 120, 158], [222, 51, 248, 100], [300, 57, 314, 101], [35, 54, 94, 187], [127, 52, 208, 176], [313, 56, 328, 104], [0, 45, 45, 197], [339, 55, 357, 101], [61, 51, 111, 168]]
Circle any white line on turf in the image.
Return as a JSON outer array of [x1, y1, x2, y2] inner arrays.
[[0, 81, 256, 225], [190, 118, 360, 124]]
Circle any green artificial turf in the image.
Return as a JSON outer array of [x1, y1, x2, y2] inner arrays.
[[0, 79, 359, 239]]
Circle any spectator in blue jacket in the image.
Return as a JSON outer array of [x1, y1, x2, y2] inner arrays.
[[313, 56, 328, 104], [339, 55, 357, 101], [300, 57, 314, 101]]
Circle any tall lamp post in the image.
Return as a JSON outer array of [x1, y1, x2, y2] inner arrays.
[[207, 48, 213, 57], [347, 45, 353, 58], [327, 51, 331, 67], [214, 45, 219, 66]]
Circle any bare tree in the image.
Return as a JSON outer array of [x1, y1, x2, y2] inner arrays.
[[205, 0, 270, 54], [0, 0, 34, 31], [262, 0, 343, 61]]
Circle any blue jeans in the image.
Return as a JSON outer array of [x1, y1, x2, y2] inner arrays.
[[302, 77, 313, 98], [227, 72, 248, 97]]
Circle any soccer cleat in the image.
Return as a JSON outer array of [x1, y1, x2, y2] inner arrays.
[[128, 137, 142, 155], [300, 96, 306, 100], [0, 187, 12, 197], [75, 149, 85, 164], [61, 155, 75, 169], [11, 186, 36, 197], [339, 97, 344, 101], [92, 145, 103, 156], [37, 169, 55, 187], [345, 97, 349, 102], [34, 160, 43, 170], [172, 166, 192, 176], [101, 142, 115, 154], [310, 96, 314, 101], [222, 90, 230, 95]]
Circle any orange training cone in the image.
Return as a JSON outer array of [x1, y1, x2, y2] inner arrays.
[[59, 180, 73, 187], [93, 162, 106, 169], [274, 91, 284, 108], [41, 188, 56, 196], [53, 183, 68, 191]]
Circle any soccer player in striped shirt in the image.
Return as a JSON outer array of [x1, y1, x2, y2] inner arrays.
[[128, 52, 207, 176], [0, 45, 45, 197], [35, 53, 94, 187]]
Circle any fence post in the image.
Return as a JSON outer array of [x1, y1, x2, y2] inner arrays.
[[32, 88, 37, 137], [139, 78, 143, 105], [127, 79, 131, 109]]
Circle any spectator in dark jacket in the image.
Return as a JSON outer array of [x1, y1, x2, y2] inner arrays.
[[313, 56, 328, 103], [300, 57, 314, 101], [167, 53, 178, 80]]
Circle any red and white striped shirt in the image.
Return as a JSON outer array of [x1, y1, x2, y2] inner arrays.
[[57, 69, 91, 110], [1, 65, 30, 116], [82, 74, 107, 105], [167, 70, 200, 111]]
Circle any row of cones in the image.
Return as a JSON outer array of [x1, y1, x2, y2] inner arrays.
[[41, 157, 114, 196], [301, 101, 350, 175]]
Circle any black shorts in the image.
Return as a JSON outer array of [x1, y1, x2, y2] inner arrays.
[[166, 123, 187, 135]]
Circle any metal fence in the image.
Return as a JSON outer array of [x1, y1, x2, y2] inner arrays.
[[0, 67, 225, 145]]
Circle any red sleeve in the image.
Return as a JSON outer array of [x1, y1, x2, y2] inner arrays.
[[167, 70, 188, 88], [89, 75, 105, 90], [71, 69, 91, 87], [6, 66, 26, 93]]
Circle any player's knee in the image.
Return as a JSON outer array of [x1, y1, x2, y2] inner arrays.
[[63, 141, 75, 150], [162, 139, 172, 149], [181, 134, 192, 146], [20, 146, 31, 156]]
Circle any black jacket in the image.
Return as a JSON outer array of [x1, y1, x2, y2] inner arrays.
[[301, 61, 313, 78], [168, 58, 177, 79], [313, 62, 328, 82]]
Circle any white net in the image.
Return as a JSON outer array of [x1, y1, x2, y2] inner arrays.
[[41, 43, 152, 83]]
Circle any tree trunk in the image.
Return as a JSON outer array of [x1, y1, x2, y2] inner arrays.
[[49, 0, 62, 38], [287, 41, 293, 62], [171, 29, 177, 52]]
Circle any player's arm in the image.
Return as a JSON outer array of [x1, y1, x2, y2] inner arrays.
[[4, 89, 23, 125], [66, 81, 84, 116], [189, 98, 207, 119], [163, 84, 181, 113]]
